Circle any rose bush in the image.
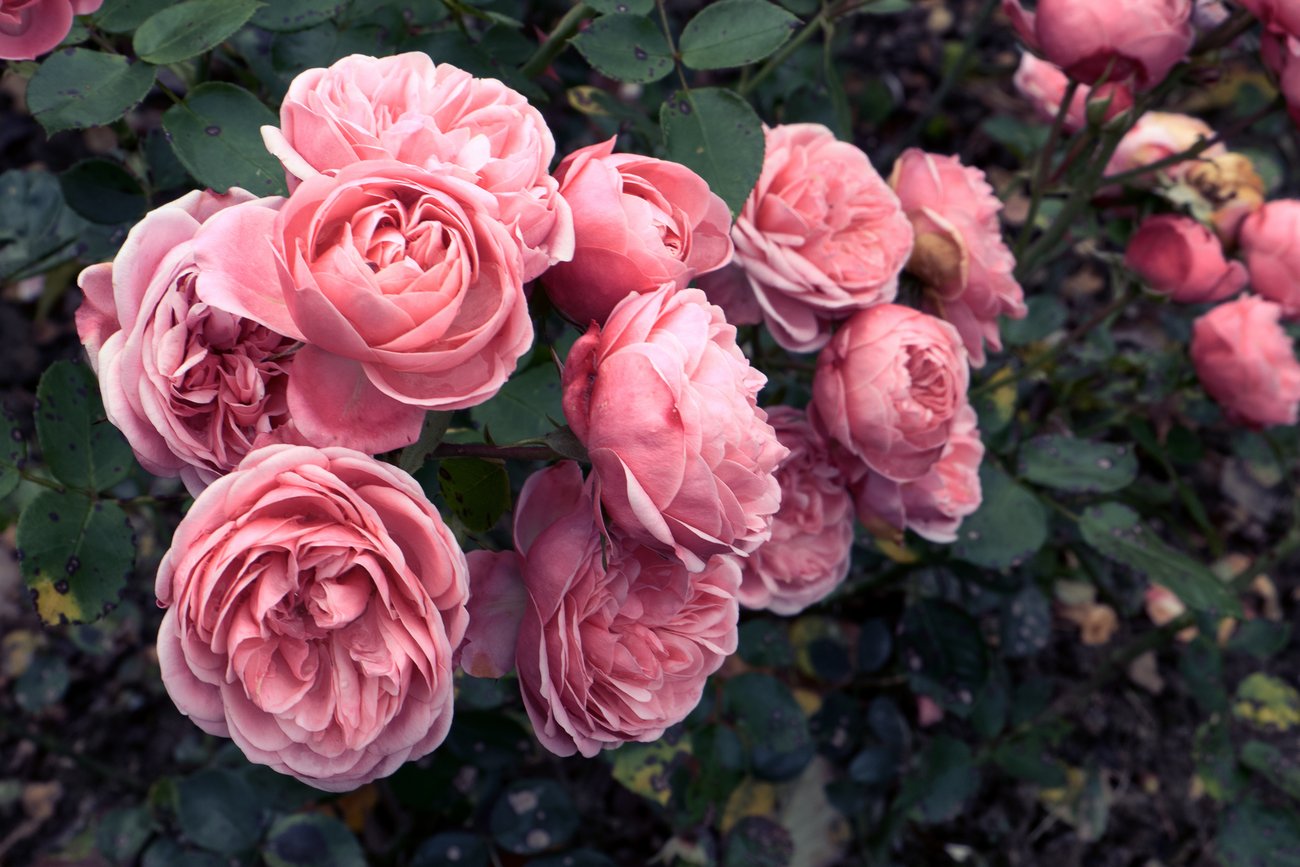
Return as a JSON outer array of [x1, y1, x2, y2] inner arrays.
[[154, 444, 469, 791]]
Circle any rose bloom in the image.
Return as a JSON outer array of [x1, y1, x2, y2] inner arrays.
[[853, 403, 984, 544], [467, 462, 739, 757], [812, 304, 970, 482], [1003, 0, 1194, 90], [261, 52, 572, 280], [541, 138, 733, 327], [737, 407, 855, 616], [562, 286, 787, 572], [0, 0, 101, 60], [1012, 54, 1134, 132], [698, 123, 913, 353], [1124, 214, 1247, 305], [1190, 295, 1300, 428], [194, 159, 533, 454], [1105, 112, 1226, 182], [889, 149, 1027, 367], [1239, 0, 1300, 36], [155, 445, 469, 791], [76, 189, 297, 495], [1262, 33, 1300, 128], [1240, 200, 1300, 318]]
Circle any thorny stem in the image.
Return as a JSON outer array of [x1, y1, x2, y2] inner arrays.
[[518, 3, 594, 80], [1014, 79, 1081, 258], [431, 442, 558, 461]]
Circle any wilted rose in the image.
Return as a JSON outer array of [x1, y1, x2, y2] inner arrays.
[[541, 138, 732, 327], [1190, 295, 1300, 428], [156, 445, 469, 791], [737, 407, 855, 616], [76, 189, 298, 495], [562, 286, 787, 572], [889, 149, 1027, 367], [261, 52, 573, 280], [699, 123, 913, 353]]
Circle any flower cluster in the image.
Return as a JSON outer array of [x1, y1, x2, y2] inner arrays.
[[76, 50, 1005, 789]]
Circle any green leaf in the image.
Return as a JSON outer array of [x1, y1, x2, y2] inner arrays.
[[1239, 741, 1300, 801], [14, 651, 70, 712], [722, 672, 815, 781], [991, 738, 1067, 787], [134, 0, 262, 64], [1001, 295, 1066, 346], [175, 769, 262, 855], [951, 464, 1047, 570], [17, 490, 135, 625], [1227, 620, 1292, 660], [436, 457, 510, 533], [857, 617, 892, 673], [586, 0, 653, 12], [723, 816, 794, 867], [397, 412, 451, 475], [1018, 435, 1137, 494], [36, 361, 134, 492], [660, 87, 765, 216], [1000, 584, 1051, 659], [489, 779, 579, 855], [679, 0, 799, 70], [163, 82, 287, 196], [263, 814, 365, 867], [26, 49, 156, 135], [142, 839, 227, 867], [470, 364, 563, 444], [1078, 502, 1238, 615], [94, 0, 174, 33], [903, 736, 980, 824], [1218, 801, 1300, 867], [0, 404, 26, 500], [611, 732, 692, 806], [410, 833, 491, 867], [252, 0, 345, 31], [59, 158, 146, 225], [902, 599, 988, 715], [573, 13, 674, 83], [96, 806, 154, 863]]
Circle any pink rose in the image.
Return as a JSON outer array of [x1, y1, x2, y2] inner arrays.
[[155, 445, 469, 791], [737, 407, 855, 616], [889, 149, 1027, 367], [1262, 33, 1300, 128], [1125, 214, 1247, 304], [193, 159, 533, 453], [1190, 295, 1300, 428], [260, 53, 573, 280], [0, 0, 101, 60], [1240, 200, 1300, 318], [76, 189, 298, 495], [562, 286, 787, 572], [699, 123, 913, 353], [1106, 112, 1226, 182], [1239, 0, 1300, 36], [459, 549, 527, 680], [812, 304, 970, 482], [1003, 0, 1194, 90], [541, 138, 733, 327], [852, 404, 984, 544], [1012, 54, 1134, 132], [474, 462, 739, 757]]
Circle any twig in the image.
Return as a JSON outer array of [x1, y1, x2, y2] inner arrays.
[[519, 3, 594, 80]]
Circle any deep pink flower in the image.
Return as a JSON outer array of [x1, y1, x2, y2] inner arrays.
[[0, 0, 101, 60], [1125, 214, 1247, 305], [1190, 295, 1300, 428]]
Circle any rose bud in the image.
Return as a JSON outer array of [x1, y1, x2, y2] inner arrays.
[[1013, 53, 1133, 132], [1124, 214, 1247, 305], [541, 138, 733, 327], [0, 0, 101, 60], [156, 445, 469, 791], [465, 462, 739, 758], [76, 189, 300, 494], [697, 123, 913, 353], [1240, 200, 1300, 318], [1191, 295, 1300, 429], [1003, 0, 1194, 90], [889, 149, 1027, 367], [737, 407, 856, 616], [562, 286, 787, 572], [260, 52, 573, 280], [812, 304, 970, 483]]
